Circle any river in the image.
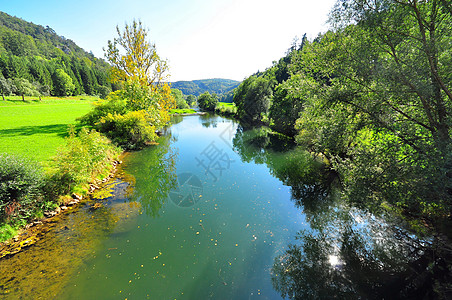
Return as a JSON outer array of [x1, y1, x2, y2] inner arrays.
[[0, 114, 450, 299]]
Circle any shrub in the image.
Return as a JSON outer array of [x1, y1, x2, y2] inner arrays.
[[0, 153, 44, 222], [48, 126, 121, 196], [96, 110, 157, 149], [77, 92, 128, 127]]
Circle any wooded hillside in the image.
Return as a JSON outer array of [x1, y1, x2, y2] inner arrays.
[[0, 11, 113, 98], [171, 78, 240, 97]]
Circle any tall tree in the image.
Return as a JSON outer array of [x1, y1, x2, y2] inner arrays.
[[233, 75, 274, 126], [327, 0, 452, 153], [104, 20, 169, 87], [52, 69, 75, 96], [290, 0, 452, 217]]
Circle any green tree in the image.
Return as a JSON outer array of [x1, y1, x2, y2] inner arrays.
[[186, 94, 197, 107], [197, 91, 218, 111], [171, 88, 189, 109], [12, 77, 39, 101], [52, 68, 75, 96], [326, 0, 452, 152], [269, 75, 306, 136], [290, 0, 452, 217], [233, 75, 273, 126]]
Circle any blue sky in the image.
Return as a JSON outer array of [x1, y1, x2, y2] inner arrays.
[[0, 0, 336, 81]]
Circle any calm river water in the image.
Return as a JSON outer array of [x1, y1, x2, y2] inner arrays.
[[0, 115, 450, 299]]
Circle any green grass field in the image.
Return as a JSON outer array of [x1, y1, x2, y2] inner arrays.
[[170, 108, 197, 114], [217, 102, 235, 108], [0, 96, 96, 165]]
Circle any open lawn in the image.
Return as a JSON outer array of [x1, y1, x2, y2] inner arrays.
[[0, 96, 96, 165], [170, 108, 197, 114], [217, 102, 235, 108]]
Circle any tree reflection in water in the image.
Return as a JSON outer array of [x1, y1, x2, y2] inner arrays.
[[232, 125, 452, 299], [123, 134, 177, 218]]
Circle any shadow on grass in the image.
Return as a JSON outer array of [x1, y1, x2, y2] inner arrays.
[[2, 99, 42, 104], [0, 124, 70, 137]]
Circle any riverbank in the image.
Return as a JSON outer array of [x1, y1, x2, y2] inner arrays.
[[0, 158, 123, 259]]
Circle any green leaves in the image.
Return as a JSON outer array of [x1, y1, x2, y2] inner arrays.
[[52, 69, 75, 96], [197, 91, 218, 112], [0, 153, 43, 222]]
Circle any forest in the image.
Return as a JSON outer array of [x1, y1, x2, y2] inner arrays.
[[0, 11, 113, 99]]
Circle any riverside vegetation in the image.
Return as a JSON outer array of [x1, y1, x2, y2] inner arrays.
[[0, 20, 176, 242]]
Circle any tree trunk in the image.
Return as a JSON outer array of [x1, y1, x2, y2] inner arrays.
[[22, 94, 25, 101]]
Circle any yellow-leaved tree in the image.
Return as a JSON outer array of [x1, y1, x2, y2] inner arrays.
[[97, 20, 175, 149], [105, 19, 169, 87]]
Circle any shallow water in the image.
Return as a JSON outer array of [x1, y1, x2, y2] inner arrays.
[[1, 115, 449, 299]]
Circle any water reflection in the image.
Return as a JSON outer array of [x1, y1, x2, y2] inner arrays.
[[122, 135, 177, 218], [199, 113, 219, 128], [232, 124, 452, 299], [233, 125, 337, 214]]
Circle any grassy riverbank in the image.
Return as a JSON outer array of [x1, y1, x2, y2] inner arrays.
[[0, 96, 121, 242], [169, 108, 196, 114]]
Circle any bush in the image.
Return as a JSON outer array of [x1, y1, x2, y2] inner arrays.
[[77, 92, 128, 127], [78, 79, 173, 149], [49, 126, 121, 196], [96, 110, 157, 149], [0, 153, 44, 222]]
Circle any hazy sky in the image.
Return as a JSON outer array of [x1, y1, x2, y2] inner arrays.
[[0, 0, 336, 81]]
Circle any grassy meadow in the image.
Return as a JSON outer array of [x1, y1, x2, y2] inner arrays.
[[169, 108, 197, 114], [0, 96, 97, 165], [216, 102, 234, 108]]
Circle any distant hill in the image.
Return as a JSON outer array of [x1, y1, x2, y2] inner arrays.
[[0, 11, 113, 97], [171, 79, 240, 97]]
